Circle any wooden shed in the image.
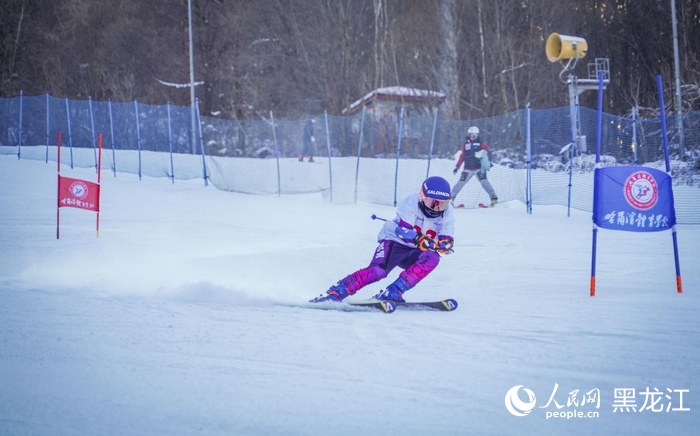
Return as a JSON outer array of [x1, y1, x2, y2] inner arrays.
[[343, 86, 446, 157]]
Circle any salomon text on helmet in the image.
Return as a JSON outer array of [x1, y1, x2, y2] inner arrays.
[[419, 176, 451, 217]]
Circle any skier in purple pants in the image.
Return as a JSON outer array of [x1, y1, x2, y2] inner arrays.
[[312, 176, 455, 303]]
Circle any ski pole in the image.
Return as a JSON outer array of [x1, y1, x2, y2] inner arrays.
[[370, 214, 387, 222]]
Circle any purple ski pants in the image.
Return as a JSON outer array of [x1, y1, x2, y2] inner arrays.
[[339, 240, 440, 295]]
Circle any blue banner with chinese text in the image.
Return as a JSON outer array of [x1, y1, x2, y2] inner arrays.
[[593, 166, 676, 232]]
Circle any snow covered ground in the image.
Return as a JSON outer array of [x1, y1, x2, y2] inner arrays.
[[1, 154, 698, 435]]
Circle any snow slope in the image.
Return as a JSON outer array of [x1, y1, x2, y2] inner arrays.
[[1, 155, 698, 435]]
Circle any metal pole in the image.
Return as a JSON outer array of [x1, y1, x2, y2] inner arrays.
[[324, 110, 333, 203], [108, 100, 116, 176], [426, 108, 438, 178], [45, 93, 50, 163], [671, 0, 685, 156], [270, 111, 281, 197], [17, 90, 22, 159], [167, 102, 175, 183], [566, 77, 577, 217], [65, 98, 74, 168], [188, 0, 197, 155], [658, 75, 672, 173], [195, 98, 208, 186], [631, 106, 638, 164], [134, 100, 142, 180], [526, 102, 532, 214], [89, 96, 97, 171]]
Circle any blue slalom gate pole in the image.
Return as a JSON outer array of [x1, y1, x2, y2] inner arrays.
[[89, 96, 97, 171], [17, 90, 23, 159], [270, 111, 281, 197], [134, 100, 143, 180], [657, 75, 683, 293], [324, 110, 333, 203], [45, 93, 50, 163], [108, 100, 116, 176], [167, 102, 175, 183], [525, 102, 532, 214], [195, 99, 208, 187], [590, 72, 605, 296], [631, 106, 638, 164], [65, 98, 74, 168]]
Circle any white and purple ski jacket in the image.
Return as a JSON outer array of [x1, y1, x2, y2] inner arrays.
[[377, 192, 455, 246]]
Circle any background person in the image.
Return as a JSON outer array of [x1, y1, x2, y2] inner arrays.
[[300, 118, 316, 162], [451, 126, 498, 206]]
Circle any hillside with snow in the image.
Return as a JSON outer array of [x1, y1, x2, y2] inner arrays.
[[1, 154, 698, 435]]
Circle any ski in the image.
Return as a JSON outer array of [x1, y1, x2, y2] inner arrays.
[[305, 299, 396, 313], [346, 300, 396, 313], [304, 298, 457, 313], [454, 203, 492, 209], [395, 299, 458, 312]]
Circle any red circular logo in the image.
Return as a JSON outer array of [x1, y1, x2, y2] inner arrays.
[[624, 171, 658, 211], [69, 181, 89, 200]]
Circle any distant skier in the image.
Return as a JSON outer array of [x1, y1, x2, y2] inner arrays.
[[299, 118, 316, 162], [311, 176, 455, 304], [451, 126, 498, 206]]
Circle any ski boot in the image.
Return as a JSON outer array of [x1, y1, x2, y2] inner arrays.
[[490, 198, 498, 207], [310, 281, 349, 303], [374, 277, 409, 303]]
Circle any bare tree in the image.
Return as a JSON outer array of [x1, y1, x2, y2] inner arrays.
[[438, 0, 460, 119], [2, 0, 700, 120]]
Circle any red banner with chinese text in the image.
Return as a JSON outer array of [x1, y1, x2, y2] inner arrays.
[[58, 176, 100, 211]]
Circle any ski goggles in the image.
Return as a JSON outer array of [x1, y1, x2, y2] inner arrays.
[[420, 194, 450, 212]]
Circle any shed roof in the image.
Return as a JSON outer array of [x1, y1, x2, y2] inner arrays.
[[344, 86, 446, 114]]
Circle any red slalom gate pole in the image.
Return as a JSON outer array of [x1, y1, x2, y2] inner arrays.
[[56, 130, 62, 239]]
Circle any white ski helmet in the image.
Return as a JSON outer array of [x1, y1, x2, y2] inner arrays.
[[467, 126, 479, 138]]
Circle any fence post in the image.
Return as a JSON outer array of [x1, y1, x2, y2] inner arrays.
[[426, 107, 438, 178], [195, 98, 208, 186], [324, 110, 333, 203], [45, 93, 50, 163], [134, 100, 143, 180], [631, 106, 638, 164], [65, 98, 74, 168], [108, 100, 116, 176], [270, 111, 281, 196], [354, 107, 366, 204], [658, 75, 671, 172], [526, 102, 532, 214], [167, 102, 175, 183], [89, 96, 97, 171], [17, 90, 23, 159], [393, 106, 405, 207]]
